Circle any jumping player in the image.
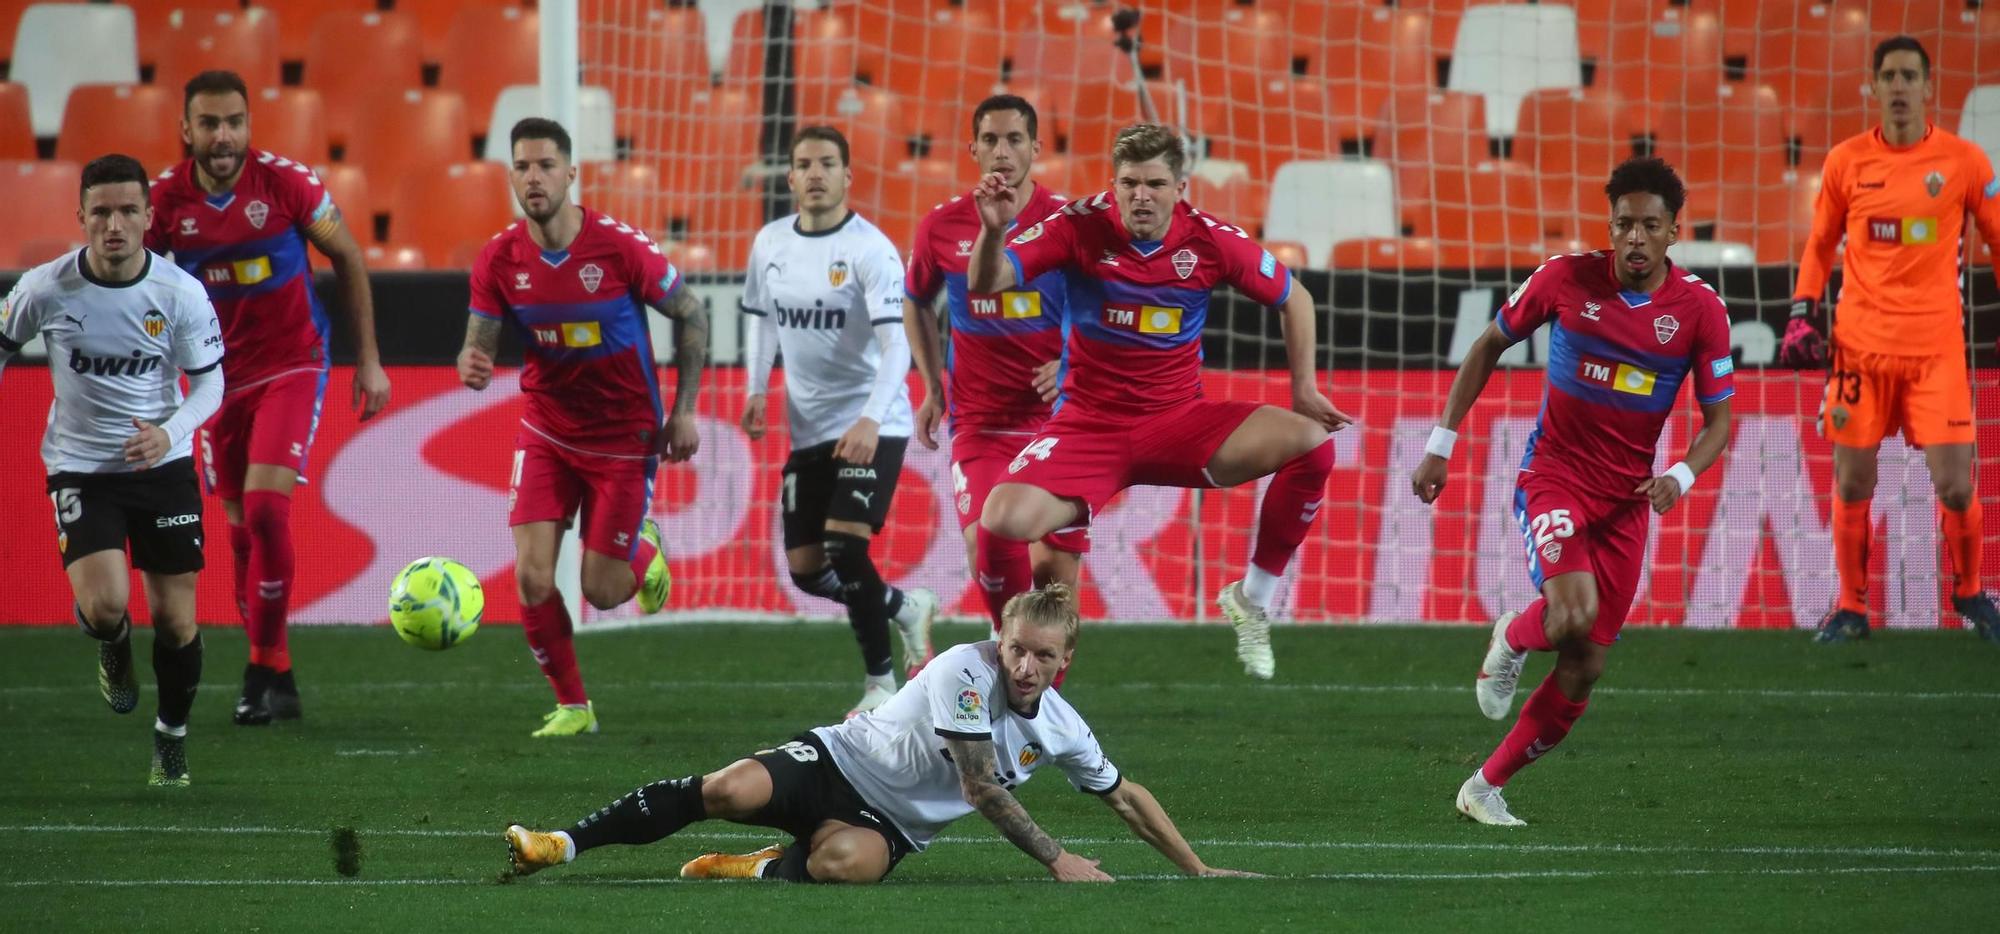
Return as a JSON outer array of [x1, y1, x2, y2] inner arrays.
[[502, 586, 1258, 883], [458, 118, 708, 737], [965, 124, 1350, 680], [147, 70, 391, 725], [1411, 157, 1736, 826], [905, 94, 1085, 630], [1777, 35, 2000, 644], [2, 154, 225, 785]]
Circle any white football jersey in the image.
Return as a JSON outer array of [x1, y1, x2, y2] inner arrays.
[[0, 250, 224, 475], [813, 641, 1122, 850], [741, 212, 913, 448]]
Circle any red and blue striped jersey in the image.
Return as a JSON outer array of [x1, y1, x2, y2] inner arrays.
[[469, 208, 683, 456], [1004, 195, 1291, 417]]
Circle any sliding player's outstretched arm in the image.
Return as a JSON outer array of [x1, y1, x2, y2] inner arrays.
[[942, 736, 1111, 882], [1098, 779, 1259, 877], [1410, 322, 1512, 504]]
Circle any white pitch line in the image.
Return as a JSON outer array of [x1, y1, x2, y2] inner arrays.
[[8, 824, 1996, 860], [4, 678, 1996, 702], [6, 864, 1998, 888]]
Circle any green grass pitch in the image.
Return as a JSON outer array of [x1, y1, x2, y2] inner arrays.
[[3, 622, 1997, 931]]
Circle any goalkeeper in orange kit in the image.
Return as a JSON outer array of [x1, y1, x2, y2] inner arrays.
[[1778, 35, 2000, 644]]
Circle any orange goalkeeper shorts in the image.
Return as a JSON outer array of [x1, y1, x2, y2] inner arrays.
[[1818, 346, 1975, 449]]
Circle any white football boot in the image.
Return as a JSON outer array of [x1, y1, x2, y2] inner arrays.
[[1475, 611, 1528, 720], [845, 680, 897, 720], [1217, 581, 1275, 680], [1455, 771, 1527, 827], [893, 587, 937, 679]]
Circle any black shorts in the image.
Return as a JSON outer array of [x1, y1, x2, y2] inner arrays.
[[45, 457, 206, 574], [779, 437, 908, 549], [745, 733, 915, 875]]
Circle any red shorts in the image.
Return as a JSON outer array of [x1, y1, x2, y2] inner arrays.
[[1514, 471, 1648, 646], [1002, 399, 1262, 520], [508, 425, 657, 561], [949, 427, 1090, 553], [199, 368, 327, 500]]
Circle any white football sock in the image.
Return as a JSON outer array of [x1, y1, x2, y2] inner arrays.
[[154, 719, 187, 738], [1241, 566, 1280, 609], [865, 672, 896, 693], [552, 831, 577, 862]]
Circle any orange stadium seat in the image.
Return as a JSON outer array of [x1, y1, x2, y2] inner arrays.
[[438, 5, 537, 137], [389, 161, 514, 268], [800, 84, 916, 168], [1065, 78, 1170, 162], [0, 82, 33, 159], [1933, 11, 2000, 130], [343, 89, 472, 195], [1376, 89, 1489, 206], [725, 5, 779, 90], [1405, 161, 1544, 249], [871, 3, 1000, 106], [55, 84, 181, 171], [0, 0, 33, 66], [1233, 77, 1369, 178], [406, 0, 516, 63], [793, 8, 872, 119], [1163, 5, 1289, 103], [661, 239, 721, 275], [1028, 153, 1078, 199], [1514, 88, 1657, 240], [1263, 239, 1309, 271], [153, 7, 282, 102], [255, 0, 374, 64], [864, 156, 960, 251], [311, 162, 373, 242], [123, 1, 234, 70], [1756, 3, 1873, 153], [1711, 163, 1822, 264], [654, 85, 764, 203], [583, 2, 708, 142], [1587, 9, 1729, 104], [1007, 20, 1126, 112], [251, 87, 329, 165], [1330, 237, 1467, 270], [304, 11, 424, 149], [1187, 173, 1269, 234], [582, 160, 667, 238], [0, 159, 84, 267]]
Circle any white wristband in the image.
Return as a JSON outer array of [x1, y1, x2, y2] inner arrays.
[[1665, 461, 1697, 496], [1425, 426, 1457, 460]]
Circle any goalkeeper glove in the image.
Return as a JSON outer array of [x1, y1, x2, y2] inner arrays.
[[1776, 297, 1828, 369]]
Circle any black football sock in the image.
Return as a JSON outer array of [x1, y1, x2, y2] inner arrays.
[[568, 775, 706, 852], [760, 840, 816, 882], [153, 632, 202, 730], [77, 606, 130, 643], [825, 532, 893, 678], [789, 566, 845, 604]]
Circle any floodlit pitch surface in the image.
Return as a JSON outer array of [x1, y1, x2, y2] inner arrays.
[[3, 623, 1996, 930]]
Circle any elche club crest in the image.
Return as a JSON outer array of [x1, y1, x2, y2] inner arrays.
[[1540, 540, 1562, 565], [1171, 248, 1197, 279], [141, 309, 167, 338], [579, 263, 604, 293], [1926, 170, 1946, 198], [244, 200, 269, 230], [1653, 314, 1679, 344], [828, 260, 850, 287]]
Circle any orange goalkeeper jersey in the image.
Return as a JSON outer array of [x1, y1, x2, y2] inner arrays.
[[1794, 124, 2000, 355]]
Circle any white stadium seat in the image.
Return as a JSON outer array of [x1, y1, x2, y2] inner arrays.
[[1957, 85, 2000, 173], [1263, 159, 1399, 269], [1448, 4, 1582, 138], [9, 3, 140, 137], [1667, 241, 1758, 268], [483, 84, 618, 164]]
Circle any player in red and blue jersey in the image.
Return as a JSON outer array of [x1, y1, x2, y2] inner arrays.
[[966, 124, 1352, 680], [1411, 157, 1735, 826], [905, 94, 1086, 630], [147, 70, 390, 726], [458, 118, 709, 737]]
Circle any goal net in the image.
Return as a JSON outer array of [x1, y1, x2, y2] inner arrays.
[[570, 0, 2000, 631]]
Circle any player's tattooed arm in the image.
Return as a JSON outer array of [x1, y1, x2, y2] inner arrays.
[[944, 737, 1062, 865], [663, 287, 708, 415], [458, 313, 501, 391]]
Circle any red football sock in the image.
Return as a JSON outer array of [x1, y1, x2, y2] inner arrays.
[[1480, 673, 1590, 786], [227, 520, 253, 626], [1944, 501, 1984, 600], [1505, 600, 1554, 653], [522, 595, 587, 705], [625, 534, 659, 602], [975, 524, 1033, 634], [1832, 497, 1872, 614], [242, 490, 293, 673], [1249, 440, 1333, 577]]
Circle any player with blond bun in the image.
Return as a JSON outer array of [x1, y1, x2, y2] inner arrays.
[[502, 583, 1257, 883]]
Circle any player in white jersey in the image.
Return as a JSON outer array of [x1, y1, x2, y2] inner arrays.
[[503, 586, 1257, 883], [740, 126, 936, 717], [0, 155, 225, 787]]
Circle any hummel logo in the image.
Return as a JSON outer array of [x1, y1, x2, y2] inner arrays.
[[851, 490, 874, 508], [1581, 301, 1601, 321], [1098, 250, 1120, 266], [1525, 739, 1555, 760]]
